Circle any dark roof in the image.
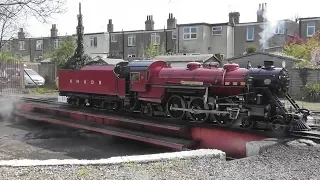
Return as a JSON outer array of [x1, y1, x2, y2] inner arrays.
[[299, 17, 320, 20], [110, 28, 175, 34], [177, 22, 229, 27], [225, 52, 302, 62]]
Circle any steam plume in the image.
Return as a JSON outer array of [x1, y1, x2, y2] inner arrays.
[[258, 4, 283, 51], [0, 96, 21, 122]]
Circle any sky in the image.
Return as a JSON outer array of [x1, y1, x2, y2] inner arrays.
[[24, 0, 320, 37]]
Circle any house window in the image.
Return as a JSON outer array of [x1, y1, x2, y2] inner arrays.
[[90, 37, 98, 47], [36, 40, 43, 50], [54, 39, 60, 48], [151, 33, 160, 45], [128, 54, 136, 58], [212, 26, 222, 35], [128, 34, 136, 46], [183, 27, 197, 40], [19, 41, 25, 50], [111, 35, 117, 42], [275, 23, 285, 34], [307, 22, 315, 37], [246, 26, 254, 41], [172, 31, 176, 39]]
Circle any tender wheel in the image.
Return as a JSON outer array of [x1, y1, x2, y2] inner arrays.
[[141, 103, 154, 117], [166, 95, 187, 120], [188, 98, 210, 123], [270, 118, 287, 133]]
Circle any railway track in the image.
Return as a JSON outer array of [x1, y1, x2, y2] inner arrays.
[[18, 96, 320, 143]]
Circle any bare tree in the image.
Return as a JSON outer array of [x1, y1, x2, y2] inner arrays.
[[0, 0, 66, 50]]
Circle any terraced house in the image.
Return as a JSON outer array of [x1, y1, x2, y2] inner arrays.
[[298, 16, 320, 39], [233, 3, 299, 56], [8, 25, 70, 62], [109, 14, 177, 60]]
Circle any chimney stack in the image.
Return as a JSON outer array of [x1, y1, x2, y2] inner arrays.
[[50, 24, 58, 37], [145, 15, 154, 31], [257, 3, 267, 22], [229, 12, 240, 25], [167, 13, 177, 29], [108, 19, 114, 32], [18, 28, 25, 39]]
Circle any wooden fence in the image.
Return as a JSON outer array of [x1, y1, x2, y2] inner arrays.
[[288, 69, 320, 97]]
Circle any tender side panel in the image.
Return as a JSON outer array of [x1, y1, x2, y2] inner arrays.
[[59, 70, 118, 95]]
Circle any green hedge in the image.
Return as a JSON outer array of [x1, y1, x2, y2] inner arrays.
[[302, 83, 320, 102]]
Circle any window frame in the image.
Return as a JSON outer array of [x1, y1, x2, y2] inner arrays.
[[151, 33, 161, 45], [212, 26, 222, 35], [54, 39, 60, 49], [183, 27, 198, 40], [19, 41, 25, 50], [111, 34, 117, 42], [307, 22, 315, 37], [90, 36, 98, 47], [172, 31, 177, 39], [128, 34, 136, 47], [246, 26, 254, 41], [36, 39, 43, 50], [275, 23, 285, 34]]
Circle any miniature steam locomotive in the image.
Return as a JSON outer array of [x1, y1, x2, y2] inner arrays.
[[58, 59, 311, 133]]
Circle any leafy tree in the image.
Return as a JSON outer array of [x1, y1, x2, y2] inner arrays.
[[62, 3, 91, 69], [142, 42, 165, 59], [246, 45, 257, 53], [0, 51, 24, 62], [47, 36, 75, 68], [283, 31, 320, 61]]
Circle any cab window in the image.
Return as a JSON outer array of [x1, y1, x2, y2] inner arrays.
[[130, 72, 140, 82]]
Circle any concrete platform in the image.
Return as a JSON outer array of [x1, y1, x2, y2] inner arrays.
[[0, 149, 226, 167], [246, 138, 280, 157]]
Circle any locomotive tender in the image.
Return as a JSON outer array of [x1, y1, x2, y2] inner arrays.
[[58, 59, 311, 133]]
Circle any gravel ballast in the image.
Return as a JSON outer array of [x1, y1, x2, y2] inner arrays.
[[0, 139, 319, 180]]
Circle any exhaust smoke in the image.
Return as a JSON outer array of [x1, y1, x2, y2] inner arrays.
[[0, 96, 21, 122]]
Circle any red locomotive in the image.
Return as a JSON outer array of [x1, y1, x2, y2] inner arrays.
[[58, 59, 311, 133]]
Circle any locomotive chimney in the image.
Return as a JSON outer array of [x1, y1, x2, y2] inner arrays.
[[263, 60, 274, 69]]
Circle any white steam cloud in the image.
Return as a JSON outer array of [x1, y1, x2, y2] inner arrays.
[[258, 5, 285, 51], [0, 96, 21, 122]]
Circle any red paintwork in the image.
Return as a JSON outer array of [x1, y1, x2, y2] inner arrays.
[[16, 101, 268, 158], [191, 127, 266, 158], [134, 61, 250, 103], [57, 60, 250, 105], [59, 65, 125, 97]]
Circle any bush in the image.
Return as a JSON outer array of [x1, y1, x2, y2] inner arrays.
[[302, 83, 320, 102]]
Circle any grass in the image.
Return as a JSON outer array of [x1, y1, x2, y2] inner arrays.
[[294, 100, 320, 111], [29, 87, 58, 94]]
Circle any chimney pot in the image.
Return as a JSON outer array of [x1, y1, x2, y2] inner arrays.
[[259, 4, 261, 9], [265, 3, 267, 9], [262, 3, 264, 10]]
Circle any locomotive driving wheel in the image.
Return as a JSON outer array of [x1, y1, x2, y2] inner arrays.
[[270, 117, 287, 133], [166, 95, 187, 120], [188, 98, 210, 123], [215, 113, 235, 127]]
